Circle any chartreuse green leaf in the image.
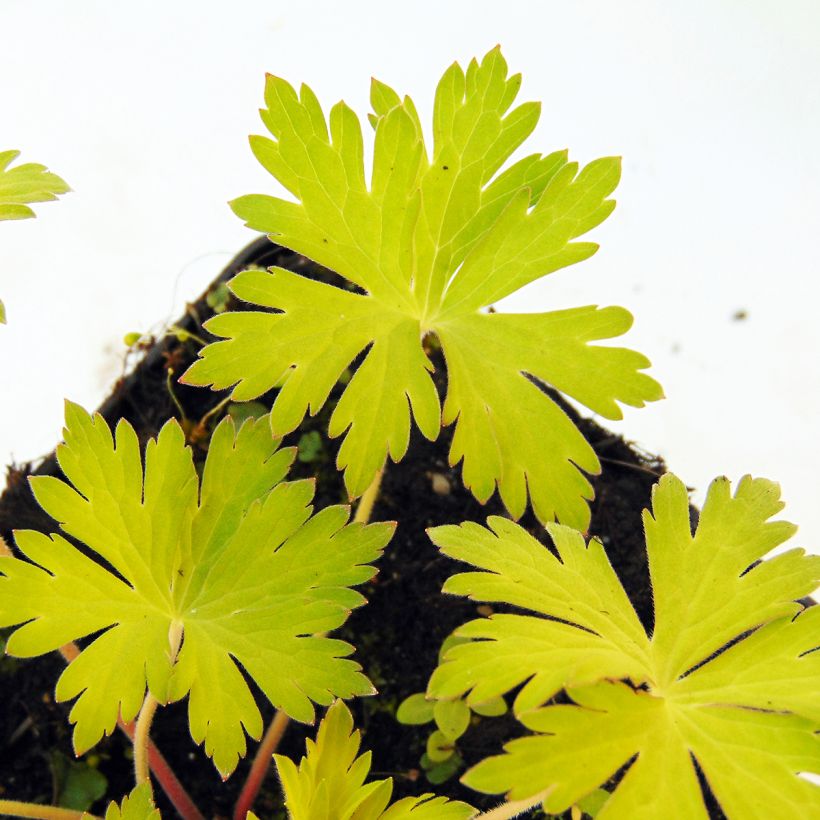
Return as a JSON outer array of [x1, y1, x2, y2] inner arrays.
[[275, 699, 474, 819], [80, 784, 159, 820], [182, 47, 662, 529], [0, 402, 393, 777], [428, 473, 820, 817], [0, 150, 70, 323], [0, 149, 69, 221]]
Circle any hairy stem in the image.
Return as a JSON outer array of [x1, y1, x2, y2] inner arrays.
[[118, 719, 205, 820], [232, 467, 385, 819], [354, 467, 384, 524], [472, 791, 551, 820], [134, 693, 161, 788], [134, 621, 184, 790], [0, 801, 95, 820], [64, 639, 203, 817]]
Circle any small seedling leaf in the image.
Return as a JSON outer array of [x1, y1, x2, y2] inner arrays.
[[0, 403, 393, 777], [52, 752, 107, 810], [423, 752, 464, 786], [396, 693, 436, 725], [426, 730, 455, 764], [433, 698, 470, 741], [297, 430, 325, 463], [275, 700, 473, 819], [182, 48, 662, 529], [428, 473, 820, 816], [471, 696, 507, 718]]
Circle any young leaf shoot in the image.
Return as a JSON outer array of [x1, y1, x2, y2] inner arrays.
[[92, 784, 160, 820], [276, 699, 474, 819], [182, 47, 663, 530], [428, 474, 820, 817], [0, 403, 394, 778]]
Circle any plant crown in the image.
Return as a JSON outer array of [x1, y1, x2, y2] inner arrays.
[[182, 47, 663, 530], [428, 473, 820, 817], [274, 699, 475, 819], [0, 403, 394, 777]]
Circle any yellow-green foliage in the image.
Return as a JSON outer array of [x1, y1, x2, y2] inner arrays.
[[183, 48, 663, 530], [429, 473, 820, 817], [0, 403, 393, 777]]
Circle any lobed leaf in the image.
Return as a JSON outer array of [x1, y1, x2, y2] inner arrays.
[[428, 473, 820, 817], [0, 150, 70, 323], [81, 784, 159, 820], [183, 47, 663, 528], [0, 403, 394, 777], [275, 700, 474, 819], [0, 149, 70, 221]]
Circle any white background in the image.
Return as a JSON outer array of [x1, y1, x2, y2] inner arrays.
[[2, 1, 818, 558]]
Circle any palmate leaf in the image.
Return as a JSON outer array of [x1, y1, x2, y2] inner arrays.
[[182, 47, 663, 530], [0, 149, 70, 323], [275, 699, 474, 820], [0, 403, 394, 777], [0, 149, 69, 220], [427, 473, 820, 818]]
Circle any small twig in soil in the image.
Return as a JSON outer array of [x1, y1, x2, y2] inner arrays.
[[598, 456, 665, 479]]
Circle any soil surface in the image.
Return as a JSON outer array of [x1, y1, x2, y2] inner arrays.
[[0, 237, 716, 818]]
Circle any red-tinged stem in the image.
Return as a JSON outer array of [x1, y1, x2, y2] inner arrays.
[[118, 718, 206, 820], [233, 468, 386, 819], [232, 709, 291, 820], [61, 633, 203, 820], [0, 801, 95, 820]]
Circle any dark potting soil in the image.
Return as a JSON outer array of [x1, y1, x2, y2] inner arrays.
[[0, 237, 716, 818]]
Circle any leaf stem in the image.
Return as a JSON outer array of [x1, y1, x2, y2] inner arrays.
[[134, 621, 184, 791], [232, 709, 291, 820], [64, 639, 204, 817], [0, 801, 96, 820], [134, 692, 161, 788], [232, 468, 385, 819], [118, 718, 205, 820], [354, 467, 384, 524], [471, 790, 551, 820]]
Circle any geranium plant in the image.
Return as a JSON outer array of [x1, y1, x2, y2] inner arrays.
[[0, 47, 816, 820], [182, 46, 662, 531], [427, 473, 820, 817]]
